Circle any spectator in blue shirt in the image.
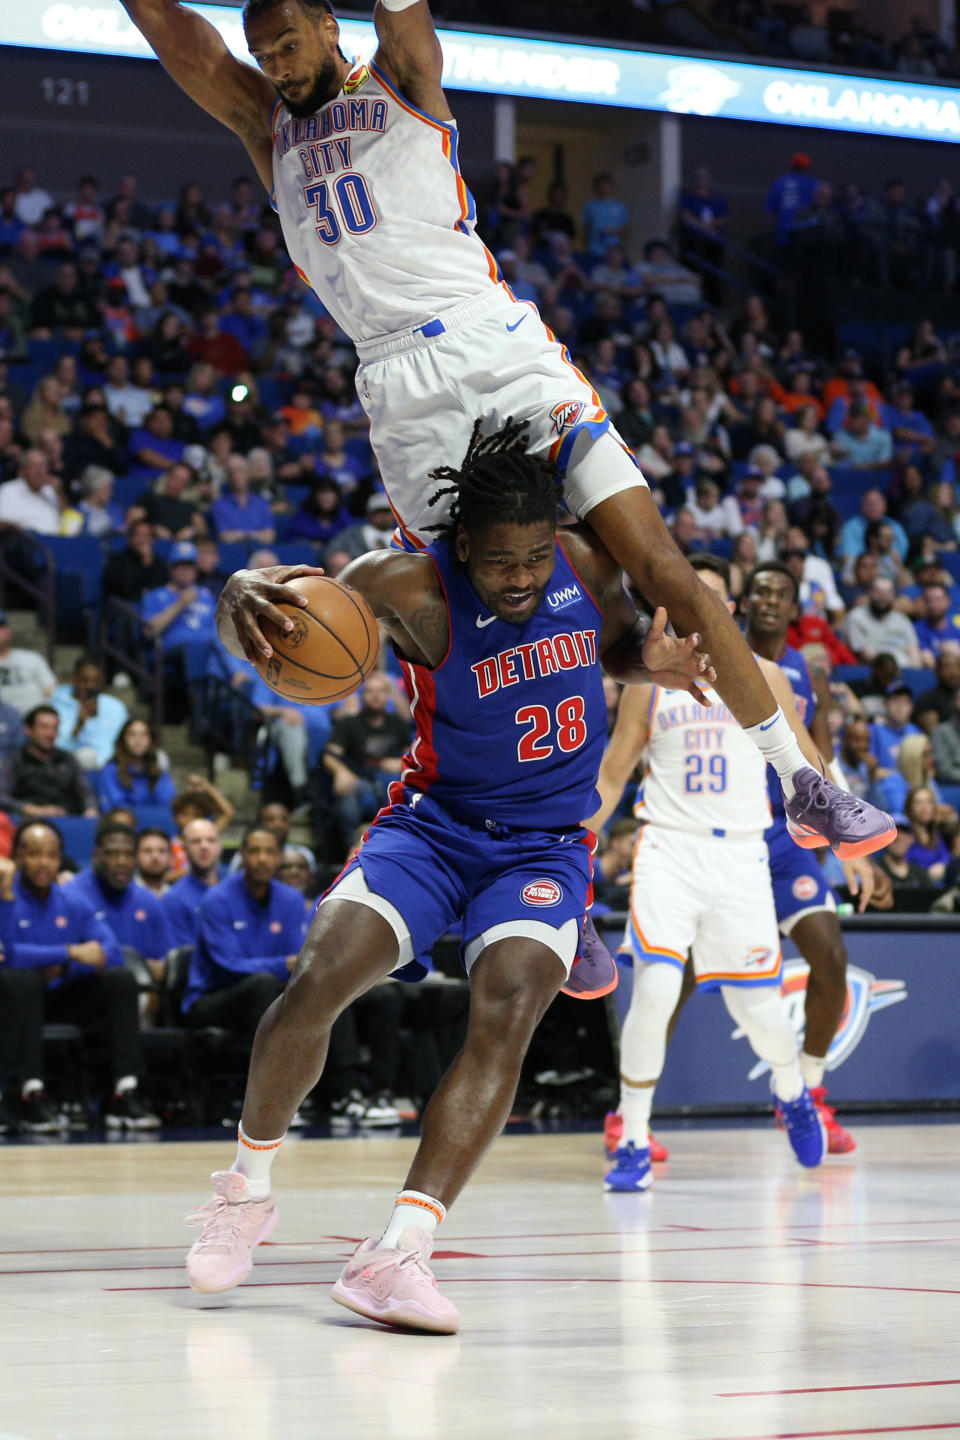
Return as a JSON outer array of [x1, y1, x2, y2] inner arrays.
[[0, 820, 157, 1134], [870, 681, 922, 776], [288, 476, 352, 548], [831, 406, 894, 470], [183, 826, 307, 1038], [838, 490, 909, 564], [883, 382, 936, 466], [68, 820, 173, 975], [211, 455, 275, 544], [50, 656, 128, 770], [0, 698, 24, 760], [581, 172, 630, 257], [142, 542, 218, 651], [765, 153, 818, 247], [182, 362, 227, 432], [248, 671, 335, 806], [914, 582, 960, 664], [97, 717, 177, 811], [128, 405, 187, 477], [164, 816, 223, 948], [219, 289, 268, 364]]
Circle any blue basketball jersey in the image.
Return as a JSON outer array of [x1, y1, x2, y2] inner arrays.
[[393, 538, 607, 829], [766, 643, 815, 819]]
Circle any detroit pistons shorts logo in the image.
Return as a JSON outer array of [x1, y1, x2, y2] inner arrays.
[[549, 400, 585, 435], [521, 878, 563, 907], [792, 875, 818, 902]]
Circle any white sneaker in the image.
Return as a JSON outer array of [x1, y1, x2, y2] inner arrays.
[[358, 1093, 401, 1127]]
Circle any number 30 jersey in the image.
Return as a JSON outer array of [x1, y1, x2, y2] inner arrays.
[[271, 60, 501, 344], [394, 539, 607, 830], [635, 685, 771, 838]]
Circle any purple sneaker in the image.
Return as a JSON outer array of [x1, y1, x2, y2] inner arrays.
[[785, 767, 896, 860], [561, 914, 619, 1000]]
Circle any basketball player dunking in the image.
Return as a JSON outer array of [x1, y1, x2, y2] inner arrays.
[[120, 0, 893, 858], [184, 423, 711, 1332]]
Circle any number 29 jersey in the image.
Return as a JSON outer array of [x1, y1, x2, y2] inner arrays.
[[271, 61, 500, 344], [394, 539, 607, 830], [636, 685, 771, 838]]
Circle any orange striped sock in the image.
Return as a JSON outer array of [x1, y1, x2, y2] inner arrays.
[[232, 1122, 286, 1199], [380, 1189, 446, 1249]]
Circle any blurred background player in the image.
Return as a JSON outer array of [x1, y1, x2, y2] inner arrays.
[[593, 556, 827, 1191]]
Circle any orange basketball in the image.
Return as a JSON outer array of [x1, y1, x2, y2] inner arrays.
[[254, 575, 380, 704]]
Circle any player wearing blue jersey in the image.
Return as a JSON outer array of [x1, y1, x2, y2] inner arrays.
[[742, 562, 882, 1154], [120, 0, 891, 862], [182, 420, 711, 1331]]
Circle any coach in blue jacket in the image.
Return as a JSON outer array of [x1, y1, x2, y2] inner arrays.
[[183, 825, 307, 1039], [0, 820, 157, 1133]]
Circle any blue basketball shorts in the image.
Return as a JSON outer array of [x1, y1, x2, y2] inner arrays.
[[767, 819, 836, 934], [320, 788, 593, 981]]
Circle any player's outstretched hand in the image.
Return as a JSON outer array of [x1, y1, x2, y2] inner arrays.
[[641, 607, 716, 703], [219, 564, 326, 664], [842, 855, 876, 912]]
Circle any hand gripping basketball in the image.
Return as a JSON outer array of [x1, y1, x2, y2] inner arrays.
[[222, 564, 327, 665]]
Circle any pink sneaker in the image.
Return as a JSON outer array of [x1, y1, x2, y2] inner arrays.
[[185, 1171, 278, 1294], [331, 1225, 460, 1334]]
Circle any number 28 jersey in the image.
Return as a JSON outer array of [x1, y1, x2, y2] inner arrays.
[[393, 539, 607, 830], [271, 61, 501, 344], [635, 685, 771, 838]]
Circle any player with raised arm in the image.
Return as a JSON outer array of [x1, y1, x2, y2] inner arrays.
[[118, 0, 894, 858], [593, 556, 846, 1191], [184, 421, 712, 1332]]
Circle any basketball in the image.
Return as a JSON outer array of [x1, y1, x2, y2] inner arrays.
[[254, 575, 380, 704]]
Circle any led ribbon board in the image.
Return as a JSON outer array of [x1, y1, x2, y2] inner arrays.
[[9, 2, 960, 142]]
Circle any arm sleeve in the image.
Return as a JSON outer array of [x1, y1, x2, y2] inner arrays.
[[198, 896, 290, 984]]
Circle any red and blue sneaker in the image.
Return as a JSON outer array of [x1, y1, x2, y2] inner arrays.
[[604, 1111, 669, 1163], [810, 1086, 856, 1154], [604, 1142, 653, 1192], [774, 1085, 827, 1168]]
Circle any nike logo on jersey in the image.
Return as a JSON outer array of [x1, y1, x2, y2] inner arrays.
[[505, 315, 528, 332], [476, 615, 496, 628]]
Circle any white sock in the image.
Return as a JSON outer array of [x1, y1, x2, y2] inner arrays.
[[21, 1078, 44, 1098], [231, 1122, 286, 1201], [800, 1051, 826, 1089], [114, 1075, 138, 1096], [769, 1059, 805, 1103], [379, 1190, 445, 1249], [743, 707, 811, 800], [620, 1079, 655, 1149]]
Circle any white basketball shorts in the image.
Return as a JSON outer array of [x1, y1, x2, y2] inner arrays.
[[622, 825, 783, 991], [353, 288, 647, 548]]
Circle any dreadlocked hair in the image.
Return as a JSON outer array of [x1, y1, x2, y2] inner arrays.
[[425, 417, 559, 546], [243, 0, 334, 23]]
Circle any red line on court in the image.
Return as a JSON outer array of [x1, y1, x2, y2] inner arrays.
[[701, 1425, 960, 1439], [719, 1380, 960, 1398], [6, 1217, 959, 1259], [103, 1275, 960, 1295]]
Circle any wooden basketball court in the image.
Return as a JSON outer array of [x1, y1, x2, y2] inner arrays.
[[0, 1122, 956, 1439]]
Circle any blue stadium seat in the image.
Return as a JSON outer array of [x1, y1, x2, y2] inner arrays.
[[56, 817, 98, 868], [273, 542, 317, 566], [832, 665, 870, 688], [112, 475, 150, 509], [284, 485, 310, 509], [131, 804, 177, 836], [35, 534, 104, 636], [940, 553, 960, 582], [899, 668, 934, 699]]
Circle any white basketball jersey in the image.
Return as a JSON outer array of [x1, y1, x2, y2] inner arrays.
[[271, 61, 501, 343], [636, 685, 771, 837]]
